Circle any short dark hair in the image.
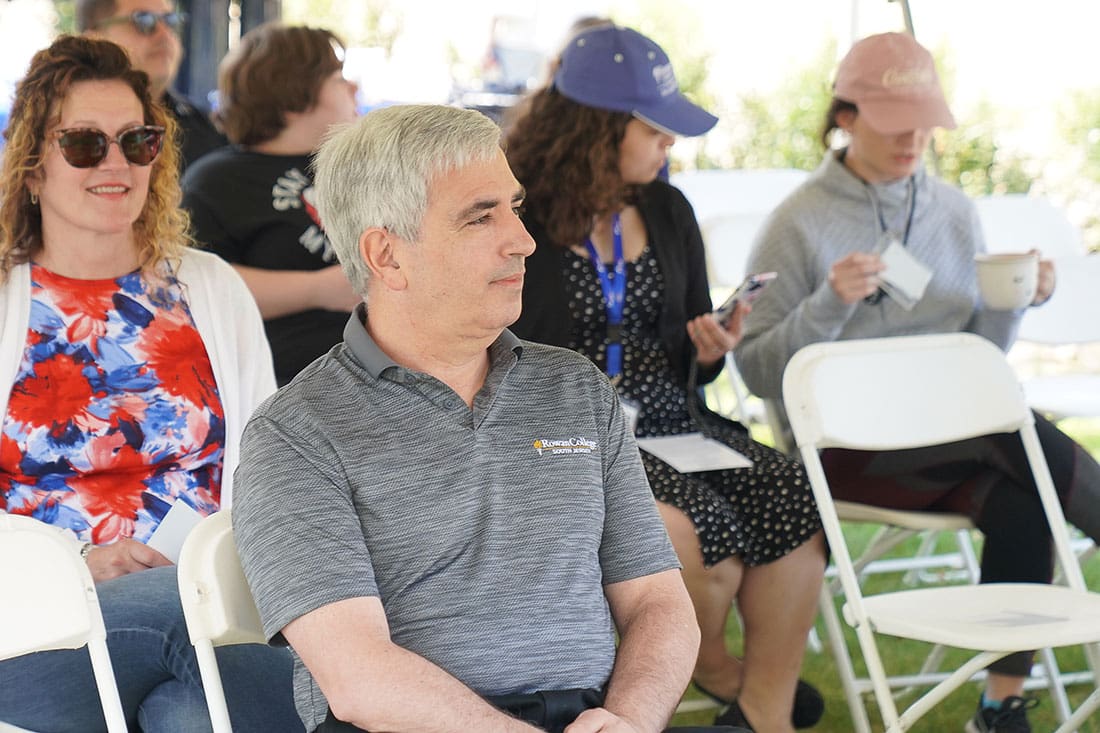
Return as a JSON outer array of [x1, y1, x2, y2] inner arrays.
[[74, 0, 119, 33], [215, 23, 345, 146], [821, 97, 858, 149]]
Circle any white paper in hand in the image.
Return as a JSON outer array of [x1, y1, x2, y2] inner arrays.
[[879, 239, 932, 310], [146, 500, 203, 564], [636, 433, 753, 473]]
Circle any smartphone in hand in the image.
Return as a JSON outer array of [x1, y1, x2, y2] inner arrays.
[[714, 271, 778, 327]]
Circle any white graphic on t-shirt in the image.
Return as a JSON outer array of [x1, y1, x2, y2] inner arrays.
[[271, 167, 336, 262]]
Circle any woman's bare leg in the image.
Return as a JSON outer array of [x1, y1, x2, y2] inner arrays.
[[735, 530, 826, 732], [657, 502, 744, 700]]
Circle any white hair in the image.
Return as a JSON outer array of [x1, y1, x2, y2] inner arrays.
[[312, 104, 503, 295]]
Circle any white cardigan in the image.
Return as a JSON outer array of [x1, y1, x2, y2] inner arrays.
[[0, 248, 276, 506]]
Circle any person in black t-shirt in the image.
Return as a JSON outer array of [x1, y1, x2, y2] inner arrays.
[[182, 23, 359, 385]]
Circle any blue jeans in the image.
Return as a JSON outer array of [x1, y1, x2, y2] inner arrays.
[[0, 565, 302, 733]]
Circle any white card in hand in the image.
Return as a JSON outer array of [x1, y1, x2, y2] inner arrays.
[[636, 433, 752, 473], [879, 239, 932, 310], [146, 500, 204, 564]]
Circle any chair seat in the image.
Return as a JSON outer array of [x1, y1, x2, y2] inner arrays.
[[852, 583, 1100, 651], [1023, 374, 1100, 420], [835, 501, 974, 532]]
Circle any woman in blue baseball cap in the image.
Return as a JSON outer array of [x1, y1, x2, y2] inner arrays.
[[507, 24, 826, 732]]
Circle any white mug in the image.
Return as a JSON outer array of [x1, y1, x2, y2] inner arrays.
[[974, 252, 1039, 310]]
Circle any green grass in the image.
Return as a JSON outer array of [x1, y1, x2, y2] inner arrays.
[[670, 404, 1100, 730]]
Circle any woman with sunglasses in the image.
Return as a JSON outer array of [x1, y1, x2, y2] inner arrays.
[[78, 0, 227, 171], [0, 36, 301, 732], [734, 33, 1100, 732], [507, 25, 827, 732], [182, 23, 360, 386]]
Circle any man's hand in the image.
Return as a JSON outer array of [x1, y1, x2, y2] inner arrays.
[[828, 252, 885, 304], [564, 707, 644, 733], [85, 538, 172, 582]]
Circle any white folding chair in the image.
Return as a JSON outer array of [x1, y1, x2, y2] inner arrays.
[[973, 194, 1084, 258], [176, 510, 268, 733], [817, 503, 1079, 731], [0, 514, 127, 733], [670, 168, 809, 227], [1013, 252, 1100, 422], [783, 332, 1100, 733]]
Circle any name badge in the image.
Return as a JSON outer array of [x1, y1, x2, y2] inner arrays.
[[620, 397, 641, 435]]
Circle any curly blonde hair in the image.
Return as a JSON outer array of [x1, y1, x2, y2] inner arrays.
[[0, 35, 189, 282]]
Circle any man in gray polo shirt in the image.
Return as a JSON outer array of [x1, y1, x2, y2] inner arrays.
[[231, 105, 719, 733]]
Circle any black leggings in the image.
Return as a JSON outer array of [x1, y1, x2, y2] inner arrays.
[[821, 411, 1100, 676]]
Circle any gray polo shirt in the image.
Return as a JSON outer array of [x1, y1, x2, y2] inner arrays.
[[233, 307, 679, 730]]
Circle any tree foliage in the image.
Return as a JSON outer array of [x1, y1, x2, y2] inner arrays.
[[1059, 88, 1100, 184], [718, 38, 1033, 198]]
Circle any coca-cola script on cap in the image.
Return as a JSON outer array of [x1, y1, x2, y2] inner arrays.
[[833, 31, 956, 135]]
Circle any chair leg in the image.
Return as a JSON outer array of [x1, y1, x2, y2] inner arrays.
[[818, 584, 872, 733], [1052, 686, 1100, 733], [1036, 647, 1072, 723], [87, 640, 127, 733], [195, 640, 233, 733]]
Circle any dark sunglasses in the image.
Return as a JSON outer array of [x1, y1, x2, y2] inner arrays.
[[97, 10, 188, 36], [51, 125, 166, 168]]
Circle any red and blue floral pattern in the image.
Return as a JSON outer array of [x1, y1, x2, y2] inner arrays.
[[0, 264, 225, 544]]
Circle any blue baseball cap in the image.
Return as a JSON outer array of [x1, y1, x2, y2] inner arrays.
[[554, 25, 718, 137]]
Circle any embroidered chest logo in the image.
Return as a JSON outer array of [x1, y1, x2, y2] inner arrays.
[[533, 437, 598, 456]]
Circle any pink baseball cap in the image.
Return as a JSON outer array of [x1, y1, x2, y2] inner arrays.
[[834, 32, 956, 134]]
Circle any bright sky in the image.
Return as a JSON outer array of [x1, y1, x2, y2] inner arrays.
[[4, 0, 1099, 162]]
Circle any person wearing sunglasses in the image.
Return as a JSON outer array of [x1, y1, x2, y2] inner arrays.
[[181, 23, 360, 386], [0, 35, 301, 732], [78, 0, 228, 171]]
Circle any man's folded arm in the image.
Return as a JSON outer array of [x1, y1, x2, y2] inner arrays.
[[583, 568, 699, 733], [282, 596, 543, 733]]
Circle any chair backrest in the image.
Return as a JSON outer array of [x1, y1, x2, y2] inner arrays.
[[176, 510, 266, 647], [783, 332, 1086, 592], [0, 514, 127, 732], [1016, 253, 1100, 345], [670, 168, 808, 224], [782, 333, 1027, 452], [973, 194, 1084, 258], [700, 211, 770, 289]]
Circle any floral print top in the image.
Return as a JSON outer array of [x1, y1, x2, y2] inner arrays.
[[0, 263, 225, 544]]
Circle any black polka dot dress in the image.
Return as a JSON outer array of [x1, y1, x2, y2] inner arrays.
[[563, 247, 821, 567]]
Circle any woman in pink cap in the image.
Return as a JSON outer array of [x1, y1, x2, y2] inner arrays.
[[735, 31, 1100, 733], [508, 23, 827, 733]]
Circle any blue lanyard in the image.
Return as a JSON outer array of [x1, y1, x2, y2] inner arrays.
[[584, 213, 626, 379]]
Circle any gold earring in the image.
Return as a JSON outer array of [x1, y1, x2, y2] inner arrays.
[[30, 192, 38, 205]]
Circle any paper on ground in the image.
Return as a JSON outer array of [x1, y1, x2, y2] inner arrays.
[[636, 432, 752, 473], [146, 500, 203, 564]]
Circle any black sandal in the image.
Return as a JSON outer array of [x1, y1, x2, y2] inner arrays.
[[713, 699, 754, 731], [693, 678, 824, 729]]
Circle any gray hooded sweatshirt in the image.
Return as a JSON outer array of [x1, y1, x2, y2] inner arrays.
[[734, 150, 1022, 400]]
